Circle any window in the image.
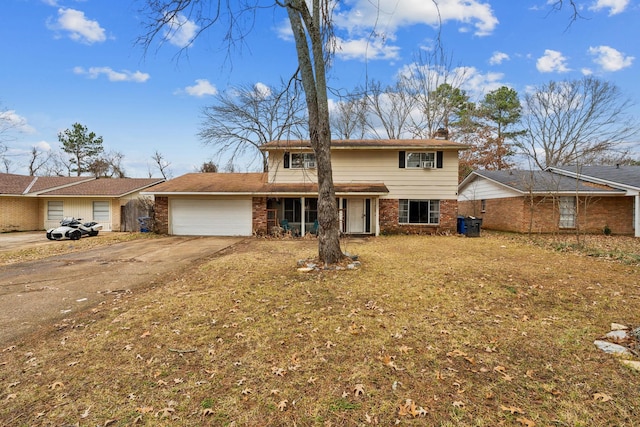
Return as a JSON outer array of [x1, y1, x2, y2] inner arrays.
[[406, 152, 435, 168], [290, 153, 316, 169], [481, 199, 486, 213], [304, 198, 318, 223], [559, 196, 576, 228], [47, 201, 63, 220], [399, 199, 440, 224], [284, 198, 301, 222], [93, 201, 110, 221]]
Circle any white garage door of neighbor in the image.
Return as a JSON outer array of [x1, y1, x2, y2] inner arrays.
[[171, 199, 252, 236]]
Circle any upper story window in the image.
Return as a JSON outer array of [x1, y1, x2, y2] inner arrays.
[[284, 152, 316, 169], [398, 150, 443, 169], [406, 152, 436, 169]]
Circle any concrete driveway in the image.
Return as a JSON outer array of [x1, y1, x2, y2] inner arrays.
[[0, 235, 243, 345]]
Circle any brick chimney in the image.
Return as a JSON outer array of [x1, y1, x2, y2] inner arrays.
[[434, 127, 449, 140]]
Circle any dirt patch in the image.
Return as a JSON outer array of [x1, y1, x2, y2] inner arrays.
[[0, 235, 243, 345]]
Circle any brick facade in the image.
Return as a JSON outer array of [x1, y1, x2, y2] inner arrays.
[[379, 198, 458, 235], [0, 197, 39, 232], [459, 195, 634, 235], [154, 196, 169, 234], [252, 197, 268, 236]]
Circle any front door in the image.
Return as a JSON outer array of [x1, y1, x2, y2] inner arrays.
[[347, 199, 366, 233]]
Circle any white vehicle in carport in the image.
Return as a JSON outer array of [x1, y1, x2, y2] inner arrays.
[[46, 217, 103, 241]]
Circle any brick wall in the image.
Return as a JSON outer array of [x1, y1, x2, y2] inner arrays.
[[379, 198, 458, 235], [154, 196, 169, 234], [0, 197, 40, 232], [459, 195, 635, 235], [252, 197, 268, 236]]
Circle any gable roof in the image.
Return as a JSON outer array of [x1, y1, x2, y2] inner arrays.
[[261, 139, 468, 151], [0, 173, 93, 195], [460, 170, 625, 195], [143, 172, 389, 195], [40, 178, 165, 197], [0, 173, 164, 197], [549, 165, 640, 192]]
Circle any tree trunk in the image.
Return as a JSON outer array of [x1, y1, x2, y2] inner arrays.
[[285, 0, 343, 264]]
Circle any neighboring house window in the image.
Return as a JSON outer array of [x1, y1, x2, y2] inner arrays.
[[399, 151, 444, 169], [406, 152, 435, 168], [284, 152, 316, 169], [399, 199, 440, 224], [559, 196, 576, 228], [47, 201, 63, 220], [481, 199, 486, 213], [93, 201, 110, 222]]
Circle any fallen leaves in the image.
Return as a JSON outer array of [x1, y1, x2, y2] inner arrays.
[[593, 392, 613, 402], [397, 399, 428, 417]]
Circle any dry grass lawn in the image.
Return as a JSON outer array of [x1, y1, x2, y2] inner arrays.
[[1, 233, 639, 426]]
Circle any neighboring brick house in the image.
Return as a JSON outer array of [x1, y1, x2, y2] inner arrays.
[[0, 173, 164, 232], [144, 138, 468, 236], [458, 167, 640, 236]]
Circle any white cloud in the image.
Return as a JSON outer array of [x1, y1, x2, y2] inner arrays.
[[35, 140, 52, 151], [253, 82, 271, 98], [334, 36, 401, 61], [334, 0, 498, 38], [588, 45, 634, 71], [73, 66, 150, 83], [589, 0, 629, 15], [458, 67, 505, 100], [47, 8, 106, 44], [181, 79, 218, 97], [536, 49, 570, 73], [164, 13, 199, 48], [0, 110, 36, 134], [489, 51, 509, 65]]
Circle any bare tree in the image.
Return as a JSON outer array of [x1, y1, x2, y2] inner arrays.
[[88, 150, 126, 177], [26, 146, 51, 176], [198, 161, 218, 173], [150, 150, 172, 179], [139, 0, 344, 263], [516, 77, 638, 169], [330, 94, 367, 140], [199, 82, 307, 172], [361, 79, 416, 139], [400, 47, 469, 138]]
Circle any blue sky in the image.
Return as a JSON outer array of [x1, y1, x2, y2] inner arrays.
[[1, 0, 638, 177]]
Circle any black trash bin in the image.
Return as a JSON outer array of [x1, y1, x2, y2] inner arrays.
[[464, 217, 482, 237]]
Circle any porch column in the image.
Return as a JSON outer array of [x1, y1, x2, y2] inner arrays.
[[633, 193, 640, 237], [300, 197, 306, 235], [375, 198, 380, 236]]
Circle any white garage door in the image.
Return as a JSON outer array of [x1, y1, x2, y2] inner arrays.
[[171, 199, 252, 236]]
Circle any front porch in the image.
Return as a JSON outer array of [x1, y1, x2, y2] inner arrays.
[[254, 196, 380, 237]]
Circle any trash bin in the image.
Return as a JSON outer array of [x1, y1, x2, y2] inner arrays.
[[137, 216, 152, 232], [457, 216, 467, 235], [464, 217, 482, 237]]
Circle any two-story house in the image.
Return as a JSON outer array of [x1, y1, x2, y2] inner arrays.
[[145, 138, 467, 236]]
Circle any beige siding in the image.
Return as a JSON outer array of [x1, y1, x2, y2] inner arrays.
[[42, 197, 117, 231], [268, 149, 460, 199]]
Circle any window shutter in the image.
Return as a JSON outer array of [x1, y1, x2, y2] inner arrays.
[[284, 152, 290, 169], [399, 151, 406, 168], [436, 151, 443, 168]]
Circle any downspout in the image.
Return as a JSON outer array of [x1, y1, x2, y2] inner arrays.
[[633, 193, 640, 237]]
